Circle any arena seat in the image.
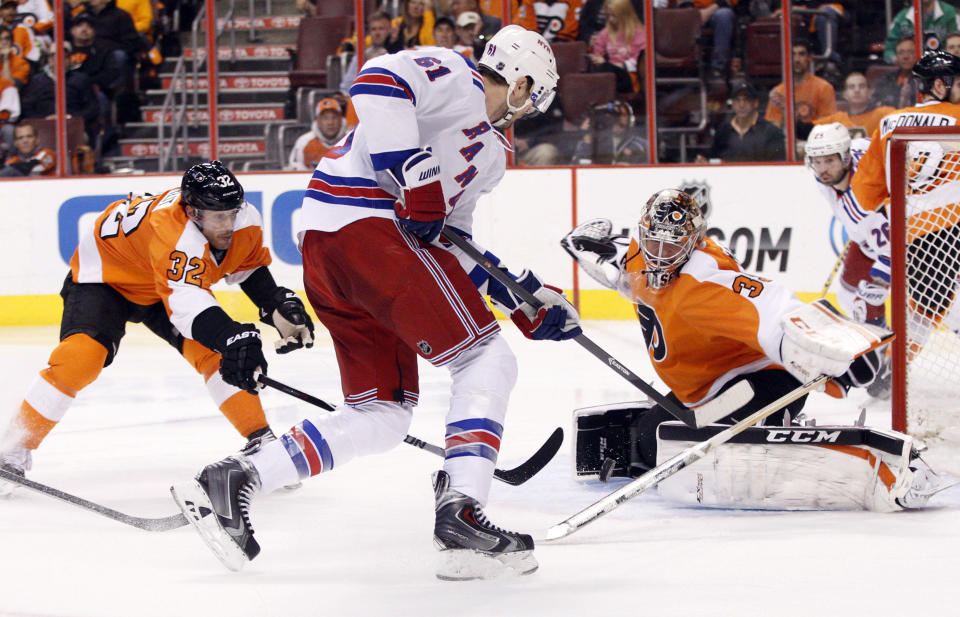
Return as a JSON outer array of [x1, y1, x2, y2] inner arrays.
[[289, 16, 355, 89]]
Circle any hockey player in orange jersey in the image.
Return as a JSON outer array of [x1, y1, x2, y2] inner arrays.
[[562, 189, 944, 511], [0, 160, 314, 495], [852, 50, 960, 361]]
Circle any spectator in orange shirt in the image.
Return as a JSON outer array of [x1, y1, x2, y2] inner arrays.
[[532, 0, 584, 42], [872, 36, 918, 109], [0, 26, 29, 87], [814, 71, 894, 137], [0, 122, 55, 176], [288, 98, 350, 172], [765, 39, 837, 133]]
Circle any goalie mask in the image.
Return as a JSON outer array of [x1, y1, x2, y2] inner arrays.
[[624, 189, 706, 293], [479, 25, 559, 128]]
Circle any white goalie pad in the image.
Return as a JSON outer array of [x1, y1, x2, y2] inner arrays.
[[655, 422, 918, 512], [560, 218, 628, 290], [780, 299, 893, 384]]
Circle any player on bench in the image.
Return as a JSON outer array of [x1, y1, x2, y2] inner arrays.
[[562, 188, 948, 512]]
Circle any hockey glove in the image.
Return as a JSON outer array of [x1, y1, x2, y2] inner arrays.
[[827, 348, 883, 398], [218, 322, 267, 394], [560, 218, 628, 290], [489, 270, 582, 341], [260, 287, 315, 354], [389, 148, 446, 243]]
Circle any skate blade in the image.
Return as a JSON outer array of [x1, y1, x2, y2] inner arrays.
[[170, 481, 248, 572], [435, 549, 538, 581]]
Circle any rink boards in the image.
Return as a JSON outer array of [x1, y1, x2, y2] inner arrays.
[[0, 164, 837, 325]]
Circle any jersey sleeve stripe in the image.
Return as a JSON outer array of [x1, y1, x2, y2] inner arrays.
[[351, 67, 417, 104], [311, 168, 381, 188]]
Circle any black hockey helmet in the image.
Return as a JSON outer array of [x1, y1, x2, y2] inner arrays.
[[912, 50, 960, 97], [180, 160, 244, 211]]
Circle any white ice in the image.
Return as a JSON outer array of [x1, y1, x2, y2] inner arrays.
[[1, 322, 959, 617]]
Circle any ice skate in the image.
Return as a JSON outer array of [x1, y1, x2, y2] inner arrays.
[[896, 464, 960, 509], [0, 446, 32, 498], [432, 470, 537, 581], [171, 455, 261, 571]]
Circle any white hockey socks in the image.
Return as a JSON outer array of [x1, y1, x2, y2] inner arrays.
[[443, 335, 517, 504]]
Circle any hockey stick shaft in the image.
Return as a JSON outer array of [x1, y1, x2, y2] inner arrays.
[[0, 468, 188, 532], [440, 227, 697, 427], [544, 375, 828, 541], [257, 375, 561, 485], [819, 241, 850, 298]]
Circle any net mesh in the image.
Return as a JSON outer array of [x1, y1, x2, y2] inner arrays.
[[900, 140, 960, 443]]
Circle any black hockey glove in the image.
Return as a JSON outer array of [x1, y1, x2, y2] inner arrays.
[[218, 322, 267, 394], [259, 287, 315, 354], [833, 348, 882, 395]]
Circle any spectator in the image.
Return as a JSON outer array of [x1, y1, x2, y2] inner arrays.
[[338, 11, 391, 95], [662, 0, 735, 81], [814, 71, 895, 136], [449, 0, 501, 39], [872, 36, 918, 108], [532, 0, 583, 42], [16, 0, 54, 35], [764, 39, 837, 131], [946, 30, 960, 56], [698, 81, 785, 162], [116, 0, 153, 36], [84, 0, 141, 61], [588, 0, 645, 94], [433, 16, 456, 49], [572, 100, 648, 164], [1, 0, 40, 65], [479, 0, 537, 32], [0, 122, 54, 176], [885, 0, 960, 64], [0, 75, 19, 155], [453, 11, 481, 58], [67, 13, 122, 145], [387, 0, 436, 52], [288, 98, 350, 171], [0, 26, 29, 88], [762, 1, 849, 69]]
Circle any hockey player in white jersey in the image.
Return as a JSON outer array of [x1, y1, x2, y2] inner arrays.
[[805, 122, 892, 397], [172, 26, 581, 578]]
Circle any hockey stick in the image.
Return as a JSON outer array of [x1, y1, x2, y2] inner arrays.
[[543, 375, 829, 541], [440, 227, 706, 427], [256, 374, 562, 486], [819, 241, 850, 298], [0, 468, 188, 532]]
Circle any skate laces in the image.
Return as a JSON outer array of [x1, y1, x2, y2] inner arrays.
[[470, 503, 510, 535], [237, 481, 257, 534]]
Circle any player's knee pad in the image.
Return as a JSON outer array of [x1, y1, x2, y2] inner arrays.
[[573, 401, 657, 481], [44, 333, 108, 395], [348, 400, 413, 453]]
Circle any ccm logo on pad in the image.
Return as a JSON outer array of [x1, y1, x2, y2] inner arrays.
[[765, 429, 841, 443]]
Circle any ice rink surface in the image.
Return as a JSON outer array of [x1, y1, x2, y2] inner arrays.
[[1, 322, 959, 617]]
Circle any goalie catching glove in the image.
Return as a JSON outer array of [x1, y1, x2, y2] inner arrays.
[[260, 287, 315, 353], [389, 148, 446, 243], [780, 299, 892, 398], [489, 270, 582, 341], [560, 218, 628, 290]]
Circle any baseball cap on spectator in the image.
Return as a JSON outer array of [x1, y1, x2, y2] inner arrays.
[[72, 12, 96, 26], [0, 0, 20, 8], [456, 11, 481, 28], [315, 97, 342, 116], [729, 81, 759, 100]]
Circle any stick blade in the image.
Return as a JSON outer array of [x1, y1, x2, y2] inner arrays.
[[544, 522, 574, 542], [493, 427, 563, 486]]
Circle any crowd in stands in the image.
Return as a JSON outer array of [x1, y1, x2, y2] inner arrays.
[[310, 0, 960, 167]]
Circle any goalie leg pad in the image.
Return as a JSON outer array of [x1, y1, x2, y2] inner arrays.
[[573, 401, 655, 480], [655, 423, 926, 512]]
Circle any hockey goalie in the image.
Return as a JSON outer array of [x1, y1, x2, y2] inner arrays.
[[561, 188, 952, 512]]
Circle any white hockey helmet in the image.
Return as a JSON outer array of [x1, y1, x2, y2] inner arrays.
[[625, 189, 706, 292], [478, 25, 559, 127], [805, 122, 852, 168]]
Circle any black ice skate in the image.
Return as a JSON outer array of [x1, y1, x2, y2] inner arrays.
[[171, 455, 261, 571], [432, 470, 537, 580]]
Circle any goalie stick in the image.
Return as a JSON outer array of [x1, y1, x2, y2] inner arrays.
[[256, 374, 562, 486], [0, 468, 188, 532], [441, 227, 747, 429], [819, 241, 851, 298], [544, 375, 829, 541]]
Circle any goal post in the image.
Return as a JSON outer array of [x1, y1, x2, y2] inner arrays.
[[888, 126, 960, 439]]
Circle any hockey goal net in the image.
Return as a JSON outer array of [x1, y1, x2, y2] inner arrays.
[[889, 126, 960, 447]]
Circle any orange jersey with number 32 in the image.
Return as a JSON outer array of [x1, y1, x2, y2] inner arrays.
[[69, 188, 271, 339], [624, 236, 803, 407]]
